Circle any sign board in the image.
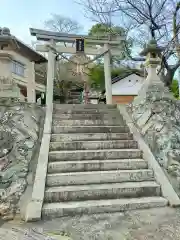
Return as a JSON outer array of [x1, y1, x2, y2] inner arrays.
[[76, 38, 84, 52]]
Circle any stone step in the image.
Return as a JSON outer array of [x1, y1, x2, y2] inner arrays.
[[49, 140, 138, 151], [51, 126, 129, 134], [66, 100, 80, 104], [44, 182, 161, 202], [53, 104, 117, 110], [67, 99, 80, 103], [46, 169, 154, 186], [48, 159, 148, 173], [51, 133, 134, 142], [69, 94, 81, 97], [68, 96, 80, 99], [69, 93, 81, 97], [66, 98, 80, 101], [70, 90, 81, 92], [53, 109, 119, 115], [68, 93, 80, 99], [42, 197, 168, 218], [52, 119, 124, 126], [67, 98, 80, 102], [68, 94, 81, 97], [48, 149, 143, 162], [52, 113, 122, 120]]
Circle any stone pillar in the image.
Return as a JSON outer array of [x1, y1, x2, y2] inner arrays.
[[104, 43, 112, 104], [141, 62, 161, 95], [46, 41, 55, 108], [132, 39, 174, 122], [27, 61, 36, 103], [134, 40, 168, 100]]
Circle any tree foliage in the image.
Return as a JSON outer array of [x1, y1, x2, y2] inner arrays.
[[88, 23, 133, 65], [76, 0, 180, 88], [171, 79, 179, 98], [44, 14, 82, 33], [89, 64, 140, 90], [89, 64, 105, 89], [88, 23, 125, 36], [43, 14, 83, 101]]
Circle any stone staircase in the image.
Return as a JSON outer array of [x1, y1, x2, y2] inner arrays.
[[66, 90, 82, 104], [42, 104, 168, 218]]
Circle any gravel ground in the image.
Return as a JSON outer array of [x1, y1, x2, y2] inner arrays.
[[1, 207, 180, 240]]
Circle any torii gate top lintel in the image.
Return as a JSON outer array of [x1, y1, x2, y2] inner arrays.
[[30, 28, 125, 45]]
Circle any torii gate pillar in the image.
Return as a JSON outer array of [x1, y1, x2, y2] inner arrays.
[[46, 40, 55, 108], [104, 43, 112, 104]]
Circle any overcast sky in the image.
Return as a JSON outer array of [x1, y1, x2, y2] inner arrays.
[[0, 0, 93, 45]]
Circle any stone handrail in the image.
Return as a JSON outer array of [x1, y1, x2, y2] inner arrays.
[[25, 103, 53, 221]]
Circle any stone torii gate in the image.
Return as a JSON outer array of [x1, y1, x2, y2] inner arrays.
[[30, 28, 124, 105]]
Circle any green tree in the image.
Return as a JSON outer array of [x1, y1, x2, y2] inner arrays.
[[89, 63, 139, 90], [78, 0, 180, 88], [88, 23, 133, 65], [88, 23, 125, 37], [89, 64, 105, 89], [171, 79, 179, 99]]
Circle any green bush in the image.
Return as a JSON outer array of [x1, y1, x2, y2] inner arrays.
[[170, 79, 179, 99], [89, 65, 138, 90]]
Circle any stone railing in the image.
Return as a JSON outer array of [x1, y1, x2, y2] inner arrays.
[[25, 98, 53, 221]]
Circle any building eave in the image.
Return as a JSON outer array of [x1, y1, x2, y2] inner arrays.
[[112, 72, 145, 84], [15, 37, 47, 63], [0, 35, 47, 63]]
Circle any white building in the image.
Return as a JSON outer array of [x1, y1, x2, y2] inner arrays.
[[0, 27, 47, 102], [112, 72, 145, 104]]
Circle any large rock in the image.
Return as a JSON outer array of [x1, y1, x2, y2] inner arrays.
[[0, 99, 44, 219], [129, 80, 180, 194]]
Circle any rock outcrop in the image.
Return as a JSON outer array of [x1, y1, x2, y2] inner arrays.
[[129, 40, 180, 194], [0, 99, 44, 219]]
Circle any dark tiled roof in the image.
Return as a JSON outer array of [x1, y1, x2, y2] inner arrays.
[[112, 71, 144, 84], [15, 37, 47, 63]]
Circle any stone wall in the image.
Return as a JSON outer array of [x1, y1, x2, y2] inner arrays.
[[126, 39, 180, 195], [128, 85, 180, 195], [0, 99, 44, 220]]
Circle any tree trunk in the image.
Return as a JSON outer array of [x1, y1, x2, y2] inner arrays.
[[160, 68, 176, 87]]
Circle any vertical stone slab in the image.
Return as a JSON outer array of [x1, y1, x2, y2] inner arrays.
[[25, 106, 53, 221], [25, 43, 55, 221]]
